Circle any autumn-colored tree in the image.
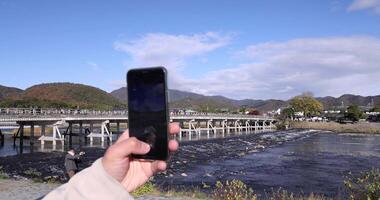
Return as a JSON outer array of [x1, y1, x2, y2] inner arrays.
[[290, 94, 323, 117], [247, 109, 260, 115]]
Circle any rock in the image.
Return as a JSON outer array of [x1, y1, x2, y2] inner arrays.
[[238, 152, 246, 156]]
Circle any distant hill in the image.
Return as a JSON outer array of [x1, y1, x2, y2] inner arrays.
[[0, 83, 125, 110], [0, 82, 378, 111], [0, 85, 23, 100], [109, 87, 127, 103], [110, 87, 286, 112], [317, 94, 380, 109], [170, 96, 239, 112], [110, 86, 379, 112], [110, 87, 204, 102]]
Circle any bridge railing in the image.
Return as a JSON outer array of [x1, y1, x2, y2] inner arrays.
[[0, 108, 272, 119], [0, 108, 127, 116]]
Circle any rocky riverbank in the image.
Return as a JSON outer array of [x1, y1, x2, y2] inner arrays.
[[0, 130, 318, 196]]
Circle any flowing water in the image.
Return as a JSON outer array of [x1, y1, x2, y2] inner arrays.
[[1, 128, 379, 197], [163, 132, 380, 197]]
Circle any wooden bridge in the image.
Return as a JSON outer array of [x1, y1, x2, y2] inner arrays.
[[0, 114, 276, 150]]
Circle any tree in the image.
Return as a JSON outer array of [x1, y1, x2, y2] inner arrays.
[[247, 109, 260, 115], [371, 105, 380, 112], [280, 107, 294, 120], [239, 107, 246, 114], [345, 105, 363, 122], [289, 95, 323, 118]]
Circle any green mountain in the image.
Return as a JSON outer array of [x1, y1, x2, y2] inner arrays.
[[0, 83, 125, 110], [0, 85, 23, 100], [0, 83, 378, 112]]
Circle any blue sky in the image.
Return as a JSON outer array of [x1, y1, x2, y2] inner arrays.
[[0, 0, 379, 99]]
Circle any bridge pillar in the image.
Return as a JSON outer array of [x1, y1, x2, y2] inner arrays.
[[0, 129, 3, 146], [206, 120, 211, 139], [52, 124, 57, 146], [207, 119, 216, 139], [41, 125, 46, 137], [255, 121, 258, 132], [30, 123, 35, 146], [79, 122, 83, 146], [222, 120, 227, 136], [40, 125, 46, 145], [68, 122, 73, 148], [263, 120, 266, 131], [178, 121, 183, 140], [197, 120, 201, 139], [19, 124, 24, 153], [245, 120, 250, 133], [116, 122, 120, 139], [211, 121, 217, 138], [101, 121, 106, 143], [188, 119, 195, 140], [89, 123, 93, 143]]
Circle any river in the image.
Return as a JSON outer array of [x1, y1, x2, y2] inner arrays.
[[156, 131, 380, 197], [0, 129, 379, 198]]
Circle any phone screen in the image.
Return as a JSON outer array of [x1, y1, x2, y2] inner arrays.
[[127, 67, 169, 160]]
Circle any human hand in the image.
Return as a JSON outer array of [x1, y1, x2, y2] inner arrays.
[[79, 151, 85, 156], [101, 123, 180, 192]]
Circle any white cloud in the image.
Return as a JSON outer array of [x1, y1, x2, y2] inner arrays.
[[192, 36, 380, 99], [348, 0, 380, 14], [114, 33, 380, 100], [114, 32, 229, 69], [114, 32, 231, 89]]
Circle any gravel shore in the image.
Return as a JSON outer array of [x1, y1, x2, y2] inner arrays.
[[0, 179, 203, 200], [0, 179, 59, 200]]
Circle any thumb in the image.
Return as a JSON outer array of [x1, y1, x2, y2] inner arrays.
[[108, 137, 150, 159]]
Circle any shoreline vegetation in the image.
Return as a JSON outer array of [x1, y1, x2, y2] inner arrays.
[[2, 175, 377, 200], [289, 121, 380, 134]]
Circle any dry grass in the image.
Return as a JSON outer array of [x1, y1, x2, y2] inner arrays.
[[290, 121, 380, 134]]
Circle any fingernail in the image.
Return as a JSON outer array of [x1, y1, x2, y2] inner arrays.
[[142, 142, 151, 150]]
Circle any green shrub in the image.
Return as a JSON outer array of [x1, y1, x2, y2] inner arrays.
[[132, 182, 157, 196], [23, 167, 42, 177], [0, 166, 9, 179], [344, 168, 380, 200], [268, 188, 295, 200], [213, 179, 257, 200], [267, 188, 326, 200]]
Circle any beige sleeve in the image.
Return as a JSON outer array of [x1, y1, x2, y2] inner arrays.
[[43, 158, 134, 200]]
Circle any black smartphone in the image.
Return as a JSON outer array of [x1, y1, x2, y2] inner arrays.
[[127, 67, 169, 161]]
